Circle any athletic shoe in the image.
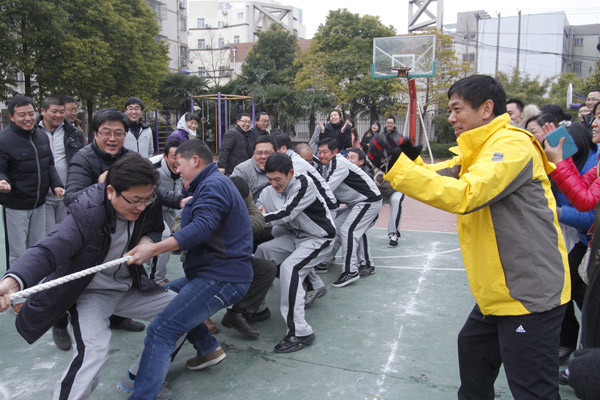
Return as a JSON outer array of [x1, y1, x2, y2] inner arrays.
[[52, 326, 72, 351], [314, 263, 328, 274], [388, 233, 398, 248], [559, 346, 575, 364], [186, 347, 227, 371], [109, 318, 145, 332], [558, 369, 570, 386], [332, 271, 360, 288], [305, 286, 327, 308], [274, 333, 315, 353], [117, 370, 173, 399], [358, 264, 376, 277]]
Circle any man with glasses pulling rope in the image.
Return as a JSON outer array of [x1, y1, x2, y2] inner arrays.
[[0, 154, 178, 400]]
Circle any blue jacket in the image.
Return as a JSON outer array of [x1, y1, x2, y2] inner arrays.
[[556, 148, 597, 244], [7, 183, 165, 344], [173, 162, 253, 283]]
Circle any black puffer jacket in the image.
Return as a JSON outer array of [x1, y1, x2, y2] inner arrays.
[[9, 183, 165, 344], [0, 123, 63, 209], [66, 142, 183, 208], [217, 125, 259, 175], [35, 116, 85, 163]]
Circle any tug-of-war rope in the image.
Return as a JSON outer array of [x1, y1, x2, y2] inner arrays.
[[8, 256, 131, 301]]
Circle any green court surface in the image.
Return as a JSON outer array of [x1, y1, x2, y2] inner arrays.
[[0, 226, 578, 399]]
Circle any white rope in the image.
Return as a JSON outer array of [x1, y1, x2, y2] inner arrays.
[[8, 256, 131, 301]]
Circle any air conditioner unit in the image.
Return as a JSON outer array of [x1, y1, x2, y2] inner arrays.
[[179, 0, 186, 10]]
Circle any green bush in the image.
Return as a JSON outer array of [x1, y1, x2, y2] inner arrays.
[[425, 142, 457, 159]]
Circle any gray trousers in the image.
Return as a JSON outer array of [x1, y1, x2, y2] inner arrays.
[[54, 288, 177, 400], [336, 201, 381, 273], [2, 205, 45, 269], [45, 195, 68, 234], [386, 191, 405, 236], [151, 222, 172, 282], [255, 233, 331, 337]]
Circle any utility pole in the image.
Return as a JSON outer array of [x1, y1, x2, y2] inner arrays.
[[495, 13, 501, 78], [516, 10, 521, 75]]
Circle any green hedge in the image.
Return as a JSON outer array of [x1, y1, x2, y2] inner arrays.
[[424, 142, 457, 159]]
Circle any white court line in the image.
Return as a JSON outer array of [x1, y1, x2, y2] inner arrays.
[[377, 265, 464, 271], [371, 247, 461, 258], [374, 242, 439, 399]]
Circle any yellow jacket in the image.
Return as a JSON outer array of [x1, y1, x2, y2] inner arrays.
[[385, 114, 570, 315]]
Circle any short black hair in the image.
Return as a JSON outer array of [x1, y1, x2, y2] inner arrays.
[[164, 139, 181, 156], [524, 114, 541, 130], [185, 113, 200, 123], [175, 139, 213, 165], [256, 111, 269, 119], [255, 135, 276, 151], [348, 147, 366, 162], [8, 95, 36, 115], [41, 96, 64, 111], [506, 98, 524, 112], [237, 112, 251, 121], [106, 153, 159, 193], [58, 95, 76, 105], [125, 97, 145, 110], [318, 138, 338, 152], [592, 101, 600, 117], [92, 108, 128, 133], [578, 103, 588, 110], [273, 132, 292, 151], [588, 88, 600, 94], [540, 104, 571, 123], [265, 153, 293, 175], [385, 116, 396, 123], [448, 75, 507, 117], [229, 175, 250, 199]]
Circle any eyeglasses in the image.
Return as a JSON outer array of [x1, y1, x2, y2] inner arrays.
[[239, 119, 252, 124], [254, 151, 274, 157], [119, 192, 156, 207], [98, 129, 125, 138], [126, 106, 142, 111]]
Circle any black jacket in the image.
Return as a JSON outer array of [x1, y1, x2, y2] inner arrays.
[[217, 125, 258, 175], [66, 142, 184, 208], [0, 123, 63, 209], [8, 183, 165, 344], [322, 121, 352, 150], [35, 116, 85, 163]]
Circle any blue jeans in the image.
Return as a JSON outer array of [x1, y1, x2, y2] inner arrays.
[[130, 276, 249, 399]]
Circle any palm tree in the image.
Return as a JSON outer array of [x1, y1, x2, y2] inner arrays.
[[294, 90, 334, 134], [158, 73, 208, 113], [252, 84, 298, 133]]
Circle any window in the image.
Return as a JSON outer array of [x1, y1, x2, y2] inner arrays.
[[574, 37, 584, 47], [573, 62, 582, 72], [179, 16, 186, 31], [463, 33, 476, 40], [237, 12, 244, 20], [197, 18, 205, 29], [233, 35, 240, 44], [219, 66, 228, 76], [218, 37, 225, 48], [197, 39, 205, 49], [198, 67, 207, 77], [218, 21, 224, 28], [462, 53, 475, 62]]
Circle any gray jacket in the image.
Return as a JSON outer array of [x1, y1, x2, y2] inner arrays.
[[318, 154, 381, 206], [151, 155, 183, 227], [231, 158, 269, 201]]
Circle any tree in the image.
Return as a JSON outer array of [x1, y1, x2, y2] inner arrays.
[[159, 73, 209, 113], [294, 9, 398, 119], [294, 90, 335, 135], [242, 24, 299, 86], [253, 84, 298, 133], [585, 59, 600, 93], [495, 69, 550, 107]]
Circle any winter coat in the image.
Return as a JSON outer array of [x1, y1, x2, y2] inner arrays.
[[217, 125, 258, 175], [385, 113, 570, 316], [124, 120, 154, 158], [0, 123, 63, 209], [7, 183, 165, 344]]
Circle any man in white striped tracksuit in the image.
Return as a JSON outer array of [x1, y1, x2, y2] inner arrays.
[[255, 153, 336, 353]]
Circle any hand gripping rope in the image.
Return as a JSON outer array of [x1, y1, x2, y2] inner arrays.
[[8, 256, 131, 301]]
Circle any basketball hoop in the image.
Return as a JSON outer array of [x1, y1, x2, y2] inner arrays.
[[391, 66, 411, 78]]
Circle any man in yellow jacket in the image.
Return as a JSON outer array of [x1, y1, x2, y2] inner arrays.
[[383, 75, 570, 400]]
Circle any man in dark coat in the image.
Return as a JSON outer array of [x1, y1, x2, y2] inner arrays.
[[217, 112, 258, 175]]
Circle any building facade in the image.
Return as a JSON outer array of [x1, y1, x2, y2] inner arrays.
[[188, 0, 306, 86], [567, 24, 600, 79], [144, 0, 190, 72]]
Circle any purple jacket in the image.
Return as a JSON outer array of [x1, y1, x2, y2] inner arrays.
[[166, 129, 189, 144]]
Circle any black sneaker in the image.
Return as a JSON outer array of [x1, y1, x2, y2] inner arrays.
[[314, 263, 328, 274], [388, 233, 398, 247], [332, 271, 360, 288], [109, 317, 145, 332], [52, 326, 72, 351], [558, 369, 570, 386], [358, 264, 376, 277], [274, 333, 315, 353]]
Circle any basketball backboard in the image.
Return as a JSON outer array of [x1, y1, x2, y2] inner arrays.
[[372, 34, 436, 79]]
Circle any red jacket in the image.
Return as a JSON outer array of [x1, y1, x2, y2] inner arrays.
[[551, 157, 600, 212]]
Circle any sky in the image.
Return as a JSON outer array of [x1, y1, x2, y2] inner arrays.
[[283, 0, 600, 38]]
